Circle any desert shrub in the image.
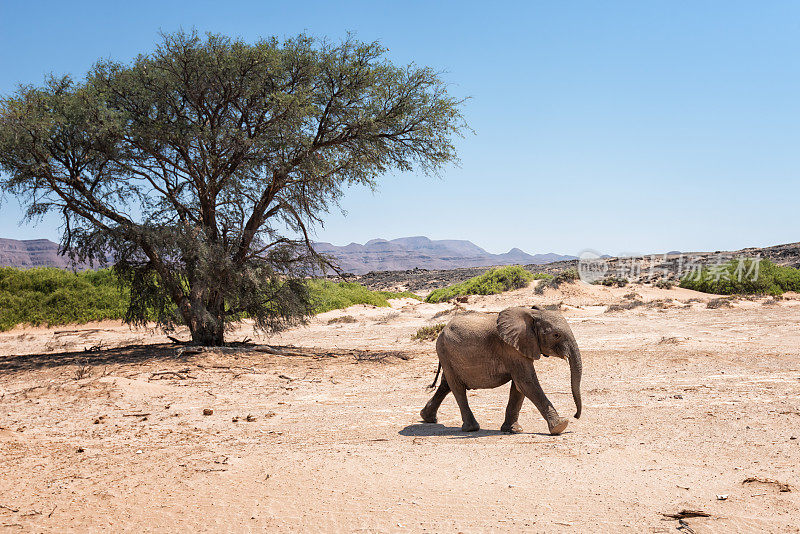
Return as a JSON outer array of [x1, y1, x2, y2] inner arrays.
[[308, 280, 419, 314], [413, 323, 446, 341], [431, 305, 464, 319], [679, 259, 800, 296], [654, 280, 674, 289], [425, 266, 533, 303], [6, 270, 377, 344], [605, 300, 645, 313], [645, 299, 672, 309], [531, 272, 554, 280], [594, 276, 628, 287], [0, 269, 417, 331], [706, 297, 734, 309], [534, 268, 580, 294], [0, 267, 128, 331], [327, 315, 357, 325]]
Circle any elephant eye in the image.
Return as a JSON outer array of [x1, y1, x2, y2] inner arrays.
[[553, 332, 560, 339]]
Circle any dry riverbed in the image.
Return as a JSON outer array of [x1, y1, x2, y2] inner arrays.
[[1, 282, 799, 532]]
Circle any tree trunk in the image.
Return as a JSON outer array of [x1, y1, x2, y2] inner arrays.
[[187, 294, 226, 346]]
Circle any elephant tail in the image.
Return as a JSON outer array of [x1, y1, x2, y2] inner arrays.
[[427, 362, 442, 389]]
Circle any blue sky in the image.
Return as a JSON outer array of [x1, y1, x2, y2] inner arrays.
[[1, 1, 798, 256]]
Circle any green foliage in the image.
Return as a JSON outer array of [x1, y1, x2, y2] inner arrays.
[[593, 276, 628, 287], [412, 323, 446, 341], [531, 272, 554, 280], [308, 280, 419, 314], [0, 267, 127, 331], [0, 270, 420, 331], [654, 279, 674, 289], [534, 268, 580, 294], [425, 266, 533, 303], [0, 31, 467, 345], [679, 258, 800, 296]]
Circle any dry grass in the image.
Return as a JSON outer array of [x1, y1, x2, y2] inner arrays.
[[327, 315, 358, 325], [707, 297, 734, 309], [412, 323, 446, 341]]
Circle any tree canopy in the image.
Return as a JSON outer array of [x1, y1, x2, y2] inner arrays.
[[0, 31, 467, 345]]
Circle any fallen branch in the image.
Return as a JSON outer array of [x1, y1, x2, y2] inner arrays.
[[661, 510, 710, 519], [122, 413, 151, 417], [252, 346, 312, 357], [150, 369, 195, 380], [677, 519, 696, 534], [742, 476, 792, 492]]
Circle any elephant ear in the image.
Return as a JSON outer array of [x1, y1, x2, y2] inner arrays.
[[497, 307, 541, 360]]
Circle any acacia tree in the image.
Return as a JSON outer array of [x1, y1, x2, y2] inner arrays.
[[0, 32, 466, 345]]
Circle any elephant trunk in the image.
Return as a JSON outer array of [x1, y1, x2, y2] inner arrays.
[[567, 341, 583, 419]]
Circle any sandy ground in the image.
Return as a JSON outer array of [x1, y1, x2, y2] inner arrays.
[[1, 281, 799, 532]]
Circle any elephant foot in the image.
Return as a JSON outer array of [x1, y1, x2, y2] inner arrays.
[[461, 420, 480, 432], [548, 417, 569, 435], [420, 408, 437, 424], [500, 421, 523, 433]]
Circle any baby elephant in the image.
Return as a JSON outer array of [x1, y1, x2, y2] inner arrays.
[[420, 306, 582, 435]]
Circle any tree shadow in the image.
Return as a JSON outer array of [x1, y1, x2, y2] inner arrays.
[[0, 342, 417, 374], [0, 343, 189, 373]]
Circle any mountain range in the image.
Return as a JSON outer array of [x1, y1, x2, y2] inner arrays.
[[0, 236, 576, 273], [312, 236, 576, 273], [0, 238, 76, 269]]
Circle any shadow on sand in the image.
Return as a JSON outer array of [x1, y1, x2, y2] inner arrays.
[[0, 343, 184, 373], [399, 422, 570, 439], [0, 341, 416, 374], [399, 423, 508, 438]]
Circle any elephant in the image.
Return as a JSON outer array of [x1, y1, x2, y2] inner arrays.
[[420, 305, 583, 435]]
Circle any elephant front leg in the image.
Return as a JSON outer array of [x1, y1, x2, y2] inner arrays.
[[512, 369, 569, 435], [420, 377, 451, 423], [500, 381, 525, 433]]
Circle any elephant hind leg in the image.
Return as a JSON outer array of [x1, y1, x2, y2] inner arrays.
[[420, 377, 450, 423], [500, 381, 525, 433], [446, 375, 480, 432]]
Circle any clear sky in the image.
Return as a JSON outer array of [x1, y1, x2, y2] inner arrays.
[[1, 1, 798, 256]]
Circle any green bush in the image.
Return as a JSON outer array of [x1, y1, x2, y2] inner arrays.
[[679, 259, 800, 296], [0, 267, 128, 331], [534, 268, 580, 294], [425, 265, 534, 303], [308, 280, 420, 313], [593, 276, 628, 288], [0, 268, 421, 331], [412, 323, 446, 341]]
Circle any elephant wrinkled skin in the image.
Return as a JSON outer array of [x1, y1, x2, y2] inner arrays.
[[420, 306, 583, 435]]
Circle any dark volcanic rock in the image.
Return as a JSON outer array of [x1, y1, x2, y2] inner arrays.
[[344, 241, 800, 293]]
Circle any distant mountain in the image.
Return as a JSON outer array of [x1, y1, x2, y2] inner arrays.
[[0, 236, 575, 273], [0, 238, 76, 269], [313, 236, 577, 274]]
